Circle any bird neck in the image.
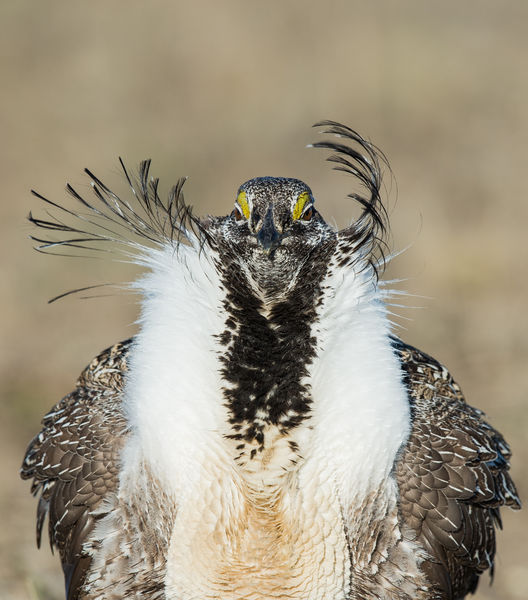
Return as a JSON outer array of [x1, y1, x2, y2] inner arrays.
[[216, 253, 330, 448]]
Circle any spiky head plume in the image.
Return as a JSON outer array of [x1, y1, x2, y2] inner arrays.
[[28, 122, 391, 300]]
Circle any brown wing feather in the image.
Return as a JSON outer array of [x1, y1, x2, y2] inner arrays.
[[21, 339, 133, 600], [393, 337, 520, 599]]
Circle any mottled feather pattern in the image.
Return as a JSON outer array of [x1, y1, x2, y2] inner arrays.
[[393, 338, 520, 598], [21, 340, 132, 599]]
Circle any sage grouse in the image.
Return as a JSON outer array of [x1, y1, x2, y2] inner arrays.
[[21, 122, 520, 600]]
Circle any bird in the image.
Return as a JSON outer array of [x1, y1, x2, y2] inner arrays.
[[21, 121, 520, 600]]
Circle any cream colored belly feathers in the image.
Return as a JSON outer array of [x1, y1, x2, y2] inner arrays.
[[164, 426, 350, 600]]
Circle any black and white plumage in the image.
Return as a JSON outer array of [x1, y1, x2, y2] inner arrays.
[[21, 122, 520, 600]]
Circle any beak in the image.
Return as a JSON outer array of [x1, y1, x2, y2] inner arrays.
[[256, 206, 282, 255]]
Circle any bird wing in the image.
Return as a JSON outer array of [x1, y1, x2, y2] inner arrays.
[[393, 337, 520, 598], [21, 339, 133, 600]]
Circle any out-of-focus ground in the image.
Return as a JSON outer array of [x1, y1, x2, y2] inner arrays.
[[1, 1, 527, 598]]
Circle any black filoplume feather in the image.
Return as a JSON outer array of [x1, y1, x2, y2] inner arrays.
[[28, 122, 390, 295]]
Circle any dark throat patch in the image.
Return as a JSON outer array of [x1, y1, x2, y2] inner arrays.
[[215, 241, 334, 454]]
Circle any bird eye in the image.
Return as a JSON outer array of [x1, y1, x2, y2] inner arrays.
[[301, 206, 314, 221], [293, 191, 313, 221], [233, 206, 244, 222]]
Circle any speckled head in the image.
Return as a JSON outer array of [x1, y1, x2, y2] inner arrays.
[[208, 176, 337, 300], [236, 177, 315, 237], [217, 176, 334, 254]]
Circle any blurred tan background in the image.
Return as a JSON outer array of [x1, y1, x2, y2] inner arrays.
[[1, 1, 527, 598]]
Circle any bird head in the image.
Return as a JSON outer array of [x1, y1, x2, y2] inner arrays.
[[207, 177, 337, 301]]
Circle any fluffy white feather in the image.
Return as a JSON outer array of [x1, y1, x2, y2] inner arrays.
[[308, 256, 411, 504], [120, 238, 229, 494]]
